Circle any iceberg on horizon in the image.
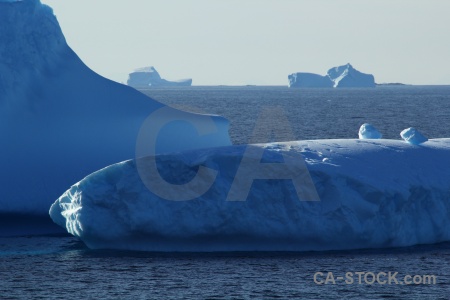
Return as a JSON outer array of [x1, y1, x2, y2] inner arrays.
[[0, 0, 230, 235], [50, 138, 450, 252], [127, 66, 192, 88], [288, 63, 376, 88]]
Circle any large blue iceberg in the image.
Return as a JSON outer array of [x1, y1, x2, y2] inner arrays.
[[0, 0, 230, 235], [50, 139, 450, 252]]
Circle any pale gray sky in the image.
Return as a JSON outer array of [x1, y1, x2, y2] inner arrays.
[[42, 0, 450, 86]]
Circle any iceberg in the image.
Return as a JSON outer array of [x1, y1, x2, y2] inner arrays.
[[50, 139, 450, 252], [0, 0, 230, 235], [289, 64, 376, 88], [127, 66, 192, 88]]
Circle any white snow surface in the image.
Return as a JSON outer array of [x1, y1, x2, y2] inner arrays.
[[401, 127, 428, 145], [358, 123, 382, 139], [50, 138, 450, 252], [0, 0, 230, 219]]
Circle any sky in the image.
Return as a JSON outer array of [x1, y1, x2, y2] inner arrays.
[[42, 0, 450, 86]]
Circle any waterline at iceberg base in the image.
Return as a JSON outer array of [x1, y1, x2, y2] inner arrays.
[[50, 139, 450, 252]]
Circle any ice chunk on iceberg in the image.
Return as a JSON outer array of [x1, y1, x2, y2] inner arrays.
[[400, 127, 428, 145], [358, 123, 382, 139], [0, 0, 231, 230], [50, 139, 450, 252]]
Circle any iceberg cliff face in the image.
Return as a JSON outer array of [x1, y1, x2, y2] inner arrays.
[[50, 139, 450, 252], [289, 64, 375, 88], [0, 0, 230, 228], [127, 66, 192, 88]]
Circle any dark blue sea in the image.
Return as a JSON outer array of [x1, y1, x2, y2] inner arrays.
[[1, 86, 450, 299]]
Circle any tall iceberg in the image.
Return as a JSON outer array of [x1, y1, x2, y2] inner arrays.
[[327, 63, 376, 88], [0, 0, 230, 235]]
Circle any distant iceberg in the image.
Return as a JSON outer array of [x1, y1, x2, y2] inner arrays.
[[289, 63, 376, 88], [0, 0, 230, 235], [51, 139, 450, 252], [127, 66, 192, 88]]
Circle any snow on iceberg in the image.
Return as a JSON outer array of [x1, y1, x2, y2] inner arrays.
[[0, 0, 231, 231], [358, 123, 382, 139], [289, 63, 375, 88], [127, 66, 192, 88], [50, 139, 450, 252], [401, 127, 428, 145]]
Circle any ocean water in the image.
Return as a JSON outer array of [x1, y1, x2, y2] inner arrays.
[[2, 86, 450, 299], [142, 85, 450, 144]]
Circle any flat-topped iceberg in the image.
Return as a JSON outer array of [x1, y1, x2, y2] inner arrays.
[[287, 73, 333, 88], [127, 66, 192, 88], [0, 0, 230, 235], [289, 63, 376, 88], [50, 138, 450, 252]]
